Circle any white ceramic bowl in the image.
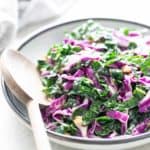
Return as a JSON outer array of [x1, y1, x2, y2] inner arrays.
[[2, 18, 150, 150]]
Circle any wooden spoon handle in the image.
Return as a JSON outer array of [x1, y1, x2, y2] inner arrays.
[[27, 100, 51, 150]]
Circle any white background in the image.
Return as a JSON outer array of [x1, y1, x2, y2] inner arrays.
[[1, 0, 150, 150]]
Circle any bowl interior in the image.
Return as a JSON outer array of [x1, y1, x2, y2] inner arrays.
[[2, 18, 150, 144]]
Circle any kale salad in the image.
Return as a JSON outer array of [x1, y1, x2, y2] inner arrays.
[[38, 20, 150, 138]]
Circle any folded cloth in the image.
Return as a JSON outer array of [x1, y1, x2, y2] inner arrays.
[[0, 0, 17, 51], [0, 0, 75, 52], [18, 0, 75, 28]]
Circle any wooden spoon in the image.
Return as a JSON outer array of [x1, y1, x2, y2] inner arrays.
[[0, 50, 51, 150]]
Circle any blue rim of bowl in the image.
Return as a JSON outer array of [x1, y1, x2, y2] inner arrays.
[[2, 18, 150, 145]]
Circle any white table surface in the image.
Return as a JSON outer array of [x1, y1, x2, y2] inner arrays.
[[1, 0, 150, 150]]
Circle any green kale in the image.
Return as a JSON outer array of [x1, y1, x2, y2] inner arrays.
[[46, 44, 82, 72], [124, 86, 146, 108], [37, 60, 50, 70], [41, 75, 57, 87], [63, 98, 77, 108], [128, 42, 137, 49], [66, 20, 102, 40], [140, 55, 150, 75], [95, 120, 121, 136], [63, 124, 77, 135], [104, 86, 146, 112], [96, 116, 113, 124], [55, 124, 77, 135], [72, 108, 86, 119], [122, 54, 144, 65], [72, 77, 108, 99], [91, 61, 103, 71], [110, 69, 124, 86], [105, 40, 117, 49], [83, 100, 102, 125], [42, 85, 62, 98], [41, 74, 64, 98], [123, 28, 130, 36]]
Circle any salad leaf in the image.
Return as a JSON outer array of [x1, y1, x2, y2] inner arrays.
[[83, 100, 102, 125], [128, 42, 137, 49], [140, 56, 150, 75], [38, 20, 150, 138]]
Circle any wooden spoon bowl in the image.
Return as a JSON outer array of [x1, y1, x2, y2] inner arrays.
[[0, 50, 51, 150]]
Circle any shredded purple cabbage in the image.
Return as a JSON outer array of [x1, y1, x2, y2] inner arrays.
[[139, 91, 150, 113], [118, 75, 132, 101], [63, 69, 85, 90], [62, 50, 101, 71], [52, 108, 72, 123], [132, 118, 150, 135], [64, 38, 105, 51], [107, 110, 129, 134], [72, 98, 89, 111], [139, 76, 150, 87], [87, 121, 101, 138], [110, 61, 126, 69], [85, 67, 101, 89], [104, 76, 117, 96], [128, 32, 141, 37], [113, 31, 129, 47], [45, 95, 66, 115], [40, 70, 50, 77]]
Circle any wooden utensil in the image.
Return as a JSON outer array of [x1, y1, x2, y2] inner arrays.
[[0, 50, 51, 150]]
